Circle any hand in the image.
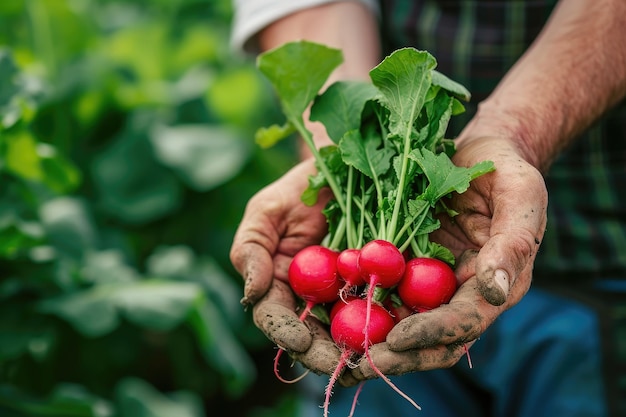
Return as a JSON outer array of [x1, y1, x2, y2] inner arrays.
[[230, 159, 359, 385], [352, 135, 548, 379]]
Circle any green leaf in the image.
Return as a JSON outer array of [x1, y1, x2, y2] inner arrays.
[[0, 384, 113, 417], [188, 299, 256, 397], [0, 307, 55, 361], [91, 129, 182, 224], [3, 129, 43, 181], [339, 128, 394, 179], [0, 216, 45, 259], [150, 124, 252, 192], [427, 241, 456, 265], [206, 67, 266, 126], [39, 197, 97, 257], [38, 280, 203, 337], [257, 40, 343, 123], [0, 50, 39, 129], [146, 245, 195, 279], [423, 90, 454, 150], [409, 148, 495, 204], [0, 49, 19, 106], [115, 281, 201, 331], [310, 80, 378, 143], [369, 48, 436, 137], [37, 143, 82, 194], [301, 170, 327, 206], [80, 250, 139, 284], [38, 286, 119, 338], [432, 70, 471, 102], [254, 122, 295, 148], [115, 378, 205, 417]]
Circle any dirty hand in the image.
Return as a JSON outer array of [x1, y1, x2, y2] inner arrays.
[[230, 159, 359, 384], [353, 135, 548, 379]]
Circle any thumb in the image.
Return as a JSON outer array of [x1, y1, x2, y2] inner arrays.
[[474, 232, 540, 306]]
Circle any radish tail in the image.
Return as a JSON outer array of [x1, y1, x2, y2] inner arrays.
[[464, 343, 473, 369], [339, 282, 353, 303], [273, 348, 310, 384], [347, 381, 366, 417], [274, 300, 315, 384], [362, 279, 420, 409], [362, 278, 377, 353], [363, 349, 421, 411], [323, 349, 352, 417]]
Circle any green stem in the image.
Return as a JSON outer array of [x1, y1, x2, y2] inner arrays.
[[345, 166, 355, 248], [292, 118, 347, 213], [395, 203, 429, 251], [328, 216, 347, 250], [387, 129, 415, 242], [357, 175, 366, 248]]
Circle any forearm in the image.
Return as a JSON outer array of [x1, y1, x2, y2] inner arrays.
[[258, 1, 381, 83], [258, 1, 382, 154], [461, 0, 626, 172]]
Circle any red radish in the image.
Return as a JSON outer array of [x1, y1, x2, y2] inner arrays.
[[288, 245, 342, 313], [329, 294, 361, 323], [397, 257, 457, 312], [336, 248, 365, 300], [384, 296, 415, 324], [357, 240, 405, 369], [323, 298, 398, 417], [274, 245, 342, 383], [396, 257, 474, 367], [358, 239, 406, 289], [331, 298, 394, 354], [357, 240, 406, 385]]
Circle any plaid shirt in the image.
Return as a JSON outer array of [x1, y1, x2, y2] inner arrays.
[[379, 1, 626, 413], [379, 0, 626, 283]]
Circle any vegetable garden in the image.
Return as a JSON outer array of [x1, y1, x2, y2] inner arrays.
[[0, 1, 299, 416]]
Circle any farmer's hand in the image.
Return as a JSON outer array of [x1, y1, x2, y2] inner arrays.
[[230, 159, 359, 385], [353, 135, 548, 379]]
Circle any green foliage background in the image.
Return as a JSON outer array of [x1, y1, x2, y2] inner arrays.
[[0, 0, 300, 415]]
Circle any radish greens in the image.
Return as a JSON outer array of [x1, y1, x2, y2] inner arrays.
[[255, 41, 495, 264]]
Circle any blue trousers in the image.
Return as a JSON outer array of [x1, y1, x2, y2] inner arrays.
[[298, 287, 608, 417]]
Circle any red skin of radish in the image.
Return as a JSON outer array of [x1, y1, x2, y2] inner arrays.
[[337, 248, 365, 287], [276, 245, 341, 384], [358, 239, 405, 289], [288, 245, 341, 305], [384, 297, 415, 324], [325, 295, 422, 416], [329, 294, 361, 323], [397, 257, 457, 311], [330, 298, 394, 355]]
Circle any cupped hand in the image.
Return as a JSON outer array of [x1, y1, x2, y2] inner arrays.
[[230, 158, 357, 383], [353, 135, 548, 379]]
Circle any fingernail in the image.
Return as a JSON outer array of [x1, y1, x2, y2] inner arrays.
[[494, 269, 510, 294]]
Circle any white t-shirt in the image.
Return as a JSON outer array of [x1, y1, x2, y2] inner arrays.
[[230, 0, 379, 53]]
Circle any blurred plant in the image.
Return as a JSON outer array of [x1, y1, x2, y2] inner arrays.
[[0, 0, 297, 416]]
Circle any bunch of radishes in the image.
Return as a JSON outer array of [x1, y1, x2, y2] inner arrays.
[[288, 240, 457, 416], [255, 41, 494, 416]]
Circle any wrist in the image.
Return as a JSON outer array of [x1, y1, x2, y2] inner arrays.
[[457, 98, 559, 173]]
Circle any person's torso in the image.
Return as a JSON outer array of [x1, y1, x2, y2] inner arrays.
[[380, 0, 626, 282]]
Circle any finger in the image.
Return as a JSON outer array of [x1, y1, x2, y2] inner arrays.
[[474, 166, 547, 306], [386, 277, 497, 351], [233, 240, 276, 307], [252, 280, 312, 352], [292, 316, 360, 387], [352, 341, 470, 379], [230, 192, 280, 306]]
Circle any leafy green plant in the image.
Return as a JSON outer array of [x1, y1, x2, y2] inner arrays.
[[254, 40, 495, 416], [256, 41, 494, 258], [0, 1, 296, 416]]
